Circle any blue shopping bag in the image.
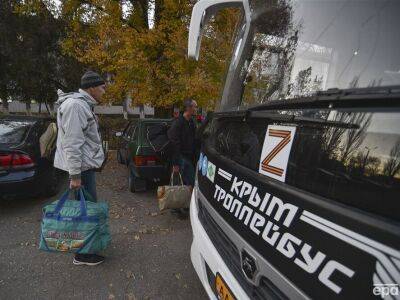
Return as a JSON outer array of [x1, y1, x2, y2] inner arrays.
[[39, 188, 110, 254]]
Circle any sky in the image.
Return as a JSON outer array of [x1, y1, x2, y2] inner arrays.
[[51, 0, 154, 29]]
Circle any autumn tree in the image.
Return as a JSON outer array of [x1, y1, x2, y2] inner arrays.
[[58, 0, 240, 109]]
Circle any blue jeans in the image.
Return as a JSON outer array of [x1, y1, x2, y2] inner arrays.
[[178, 157, 195, 187], [80, 170, 97, 202]]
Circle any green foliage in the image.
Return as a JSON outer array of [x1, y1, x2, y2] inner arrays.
[[3, 0, 239, 109], [0, 0, 85, 104], [59, 0, 240, 108]]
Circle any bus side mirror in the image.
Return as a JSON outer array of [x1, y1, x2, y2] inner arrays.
[[188, 0, 244, 60]]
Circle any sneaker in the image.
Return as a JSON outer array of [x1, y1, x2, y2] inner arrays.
[[73, 254, 105, 266]]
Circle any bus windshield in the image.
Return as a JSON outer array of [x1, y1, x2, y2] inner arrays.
[[239, 0, 400, 108]]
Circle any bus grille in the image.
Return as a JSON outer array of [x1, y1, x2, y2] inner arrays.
[[198, 200, 288, 300]]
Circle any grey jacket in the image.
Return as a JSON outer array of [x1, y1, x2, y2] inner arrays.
[[54, 89, 105, 179]]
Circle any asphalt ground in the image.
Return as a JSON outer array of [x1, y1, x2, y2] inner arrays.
[[0, 152, 207, 300]]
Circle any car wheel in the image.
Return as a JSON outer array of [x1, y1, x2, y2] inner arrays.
[[128, 168, 135, 192], [128, 167, 146, 193], [125, 155, 129, 167]]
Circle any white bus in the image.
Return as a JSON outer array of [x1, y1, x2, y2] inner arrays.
[[188, 0, 400, 299]]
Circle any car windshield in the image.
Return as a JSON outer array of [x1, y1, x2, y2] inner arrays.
[[240, 0, 400, 108], [0, 120, 33, 144]]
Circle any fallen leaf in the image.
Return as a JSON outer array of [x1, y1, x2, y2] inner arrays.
[[127, 293, 136, 300], [126, 271, 134, 278], [174, 273, 181, 280], [134, 235, 140, 240]]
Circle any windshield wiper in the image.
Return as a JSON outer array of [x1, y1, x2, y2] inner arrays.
[[316, 85, 400, 97], [213, 110, 358, 129], [246, 111, 359, 129], [250, 85, 400, 112]]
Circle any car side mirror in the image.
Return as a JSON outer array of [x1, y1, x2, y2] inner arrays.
[[115, 132, 122, 137]]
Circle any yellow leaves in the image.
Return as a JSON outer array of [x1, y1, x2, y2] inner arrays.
[[60, 0, 240, 109], [13, 0, 40, 15]]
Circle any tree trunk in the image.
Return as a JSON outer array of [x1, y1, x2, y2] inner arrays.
[[138, 0, 149, 29], [26, 101, 31, 115], [44, 101, 50, 115], [154, 0, 164, 26], [139, 104, 145, 119], [1, 100, 9, 113], [49, 102, 55, 116], [122, 95, 128, 120]]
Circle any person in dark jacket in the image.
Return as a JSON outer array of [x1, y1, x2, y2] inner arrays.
[[167, 98, 198, 188]]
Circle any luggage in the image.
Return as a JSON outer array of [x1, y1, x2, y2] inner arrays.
[[39, 122, 57, 158], [39, 189, 110, 254], [147, 122, 173, 161], [157, 172, 192, 211]]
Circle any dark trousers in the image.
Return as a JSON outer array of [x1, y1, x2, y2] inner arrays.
[[178, 157, 195, 187], [75, 169, 98, 257]]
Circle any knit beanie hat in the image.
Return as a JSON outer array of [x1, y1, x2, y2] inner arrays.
[[80, 71, 105, 89]]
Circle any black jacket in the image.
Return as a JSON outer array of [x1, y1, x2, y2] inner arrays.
[[167, 115, 196, 165]]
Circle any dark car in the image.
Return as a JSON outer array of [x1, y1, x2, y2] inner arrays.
[[0, 115, 62, 199], [116, 118, 172, 192]]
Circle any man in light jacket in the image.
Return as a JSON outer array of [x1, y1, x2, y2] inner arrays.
[[54, 71, 106, 266]]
